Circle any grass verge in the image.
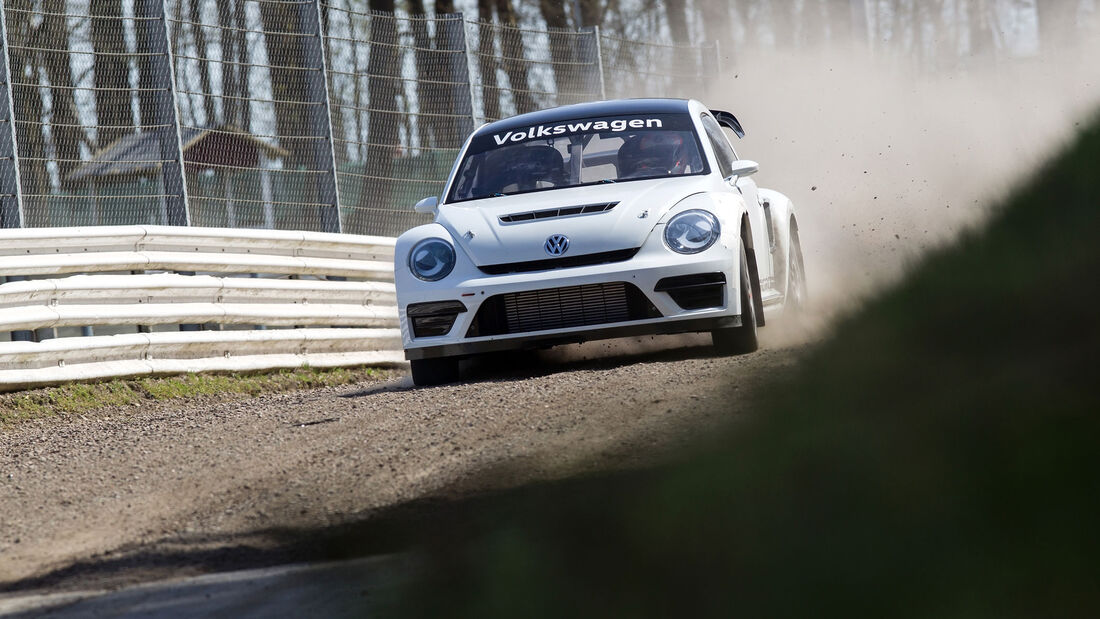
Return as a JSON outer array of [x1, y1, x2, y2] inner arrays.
[[0, 366, 392, 430], [392, 111, 1100, 617]]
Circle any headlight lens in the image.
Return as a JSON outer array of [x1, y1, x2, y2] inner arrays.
[[664, 210, 720, 254], [408, 238, 456, 281]]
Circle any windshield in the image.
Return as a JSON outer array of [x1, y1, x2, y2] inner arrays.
[[447, 113, 708, 203]]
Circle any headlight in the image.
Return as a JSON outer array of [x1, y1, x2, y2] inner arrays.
[[664, 210, 720, 254], [408, 238, 456, 281]]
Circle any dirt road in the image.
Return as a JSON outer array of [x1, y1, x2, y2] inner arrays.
[[0, 330, 804, 594]]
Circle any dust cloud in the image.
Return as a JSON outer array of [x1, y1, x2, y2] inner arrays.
[[545, 37, 1099, 363], [713, 42, 1100, 323]]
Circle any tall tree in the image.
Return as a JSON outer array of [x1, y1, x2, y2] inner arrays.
[[1036, 0, 1078, 53], [967, 0, 995, 60], [476, 0, 501, 121], [405, 0, 437, 147], [186, 0, 219, 126], [350, 0, 401, 233], [7, 14, 49, 215], [41, 0, 85, 188], [493, 0, 536, 114], [258, 1, 310, 168], [664, 0, 690, 44], [217, 0, 240, 126], [233, 0, 251, 130], [89, 0, 133, 147]]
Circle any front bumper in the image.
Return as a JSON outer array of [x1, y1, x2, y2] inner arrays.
[[399, 237, 743, 361]]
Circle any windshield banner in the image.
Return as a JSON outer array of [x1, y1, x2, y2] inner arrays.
[[491, 117, 665, 146]]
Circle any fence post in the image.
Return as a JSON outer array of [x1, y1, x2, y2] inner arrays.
[[300, 0, 342, 234], [456, 15, 480, 129], [0, 0, 24, 229], [135, 0, 190, 226], [714, 39, 722, 77], [573, 26, 607, 101], [591, 26, 607, 100]]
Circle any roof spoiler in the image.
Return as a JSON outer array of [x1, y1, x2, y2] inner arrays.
[[710, 110, 745, 139]]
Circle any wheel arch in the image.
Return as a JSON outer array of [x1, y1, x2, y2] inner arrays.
[[739, 213, 765, 327]]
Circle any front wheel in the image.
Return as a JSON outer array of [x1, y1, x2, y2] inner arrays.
[[712, 241, 759, 355], [784, 225, 808, 315], [410, 356, 460, 386]]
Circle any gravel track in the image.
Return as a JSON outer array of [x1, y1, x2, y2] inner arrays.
[[0, 330, 804, 594]]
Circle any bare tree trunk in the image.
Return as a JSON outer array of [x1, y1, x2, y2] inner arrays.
[[538, 0, 578, 101], [217, 0, 239, 126], [351, 0, 400, 233], [967, 0, 994, 60], [234, 0, 251, 130], [578, 0, 603, 27], [319, 2, 346, 154], [136, 0, 161, 129], [406, 0, 436, 147], [186, 0, 219, 126], [6, 13, 50, 219], [1036, 0, 1078, 53], [476, 0, 501, 121], [41, 0, 85, 189], [664, 0, 690, 44], [90, 0, 133, 147], [701, 0, 731, 48], [494, 0, 535, 114], [258, 1, 309, 168]]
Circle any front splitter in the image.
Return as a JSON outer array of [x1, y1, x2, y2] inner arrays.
[[404, 315, 741, 360]]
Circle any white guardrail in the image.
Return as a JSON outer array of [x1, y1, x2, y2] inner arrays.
[[0, 225, 403, 391]]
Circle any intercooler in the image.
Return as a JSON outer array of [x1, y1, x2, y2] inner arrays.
[[466, 282, 662, 337]]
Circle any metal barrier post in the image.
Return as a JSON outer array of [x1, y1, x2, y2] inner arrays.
[[581, 26, 607, 101], [301, 0, 342, 234], [137, 0, 191, 226], [459, 16, 481, 128], [0, 0, 24, 229]]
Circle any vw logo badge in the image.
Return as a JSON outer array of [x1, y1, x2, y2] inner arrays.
[[544, 234, 570, 256]]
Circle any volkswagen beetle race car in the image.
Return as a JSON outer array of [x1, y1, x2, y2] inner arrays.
[[396, 98, 806, 386]]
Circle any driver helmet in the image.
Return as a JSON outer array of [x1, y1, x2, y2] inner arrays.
[[618, 133, 687, 178]]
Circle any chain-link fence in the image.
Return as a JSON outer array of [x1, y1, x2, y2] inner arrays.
[[0, 0, 720, 238]]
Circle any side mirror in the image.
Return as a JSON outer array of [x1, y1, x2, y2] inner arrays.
[[726, 160, 759, 181], [414, 196, 439, 214]]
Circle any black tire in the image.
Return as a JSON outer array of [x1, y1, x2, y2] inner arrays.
[[712, 241, 759, 355], [410, 356, 460, 386], [784, 225, 808, 315]]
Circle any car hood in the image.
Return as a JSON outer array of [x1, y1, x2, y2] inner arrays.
[[436, 178, 701, 267]]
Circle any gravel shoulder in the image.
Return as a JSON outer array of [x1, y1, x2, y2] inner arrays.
[[0, 330, 806, 595]]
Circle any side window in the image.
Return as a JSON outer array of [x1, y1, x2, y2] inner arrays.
[[700, 115, 737, 178]]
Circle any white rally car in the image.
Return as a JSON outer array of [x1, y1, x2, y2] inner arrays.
[[396, 98, 806, 386]]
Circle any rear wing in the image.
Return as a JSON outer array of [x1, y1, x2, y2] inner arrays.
[[710, 110, 745, 139]]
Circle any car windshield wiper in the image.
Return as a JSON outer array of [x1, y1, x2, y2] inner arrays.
[[597, 179, 616, 184]]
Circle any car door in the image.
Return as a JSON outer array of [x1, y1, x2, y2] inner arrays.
[[699, 114, 774, 288]]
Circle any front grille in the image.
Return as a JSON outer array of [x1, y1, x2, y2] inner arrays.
[[478, 247, 639, 276], [467, 282, 661, 337]]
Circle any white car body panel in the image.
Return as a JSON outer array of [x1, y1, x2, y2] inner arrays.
[[394, 98, 800, 362]]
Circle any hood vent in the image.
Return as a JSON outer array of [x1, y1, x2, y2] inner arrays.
[[499, 202, 618, 224]]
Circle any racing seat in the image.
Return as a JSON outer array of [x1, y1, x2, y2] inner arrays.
[[618, 133, 690, 178], [481, 145, 566, 194]]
